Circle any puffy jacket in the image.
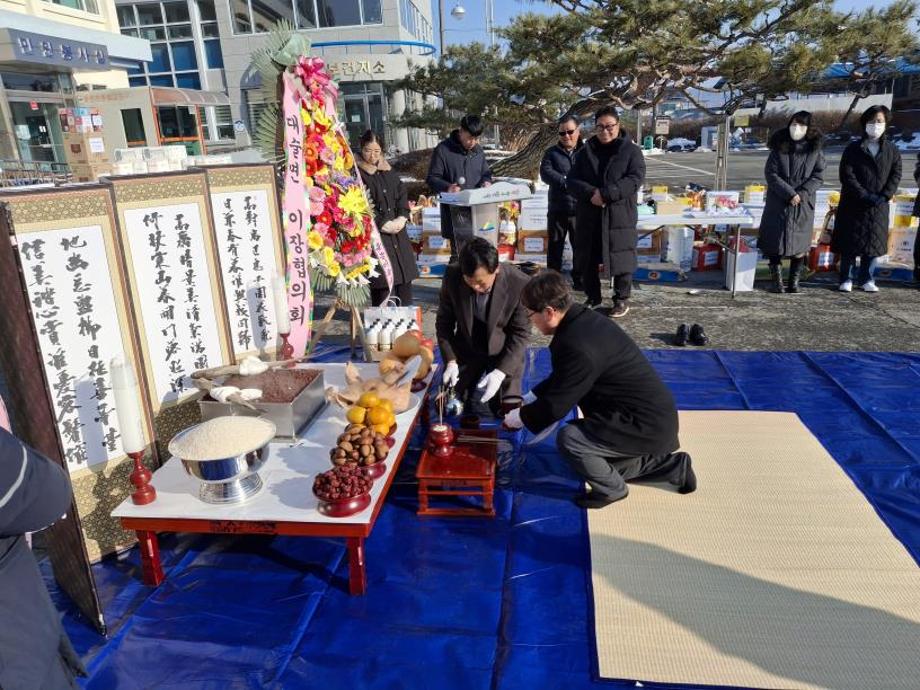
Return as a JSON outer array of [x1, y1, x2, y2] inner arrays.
[[540, 141, 583, 215]]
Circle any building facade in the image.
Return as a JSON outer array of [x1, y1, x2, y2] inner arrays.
[[0, 0, 150, 164], [114, 0, 438, 153]]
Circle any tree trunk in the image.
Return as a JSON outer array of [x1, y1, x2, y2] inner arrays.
[[836, 90, 866, 131], [493, 98, 599, 179]]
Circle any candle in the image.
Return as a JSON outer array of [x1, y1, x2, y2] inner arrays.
[[111, 356, 146, 454], [272, 273, 291, 334]]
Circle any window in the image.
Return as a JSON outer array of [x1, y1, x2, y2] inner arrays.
[[129, 76, 147, 87], [204, 40, 224, 69], [121, 108, 147, 145], [234, 0, 382, 34], [42, 0, 99, 13], [197, 0, 216, 21], [175, 73, 201, 89], [171, 42, 197, 71], [149, 44, 172, 73], [118, 6, 137, 26], [137, 4, 163, 24], [149, 74, 175, 86], [158, 106, 198, 138], [214, 105, 234, 139], [163, 1, 189, 22]]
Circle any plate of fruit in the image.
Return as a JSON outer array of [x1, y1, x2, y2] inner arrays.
[[313, 464, 373, 517]]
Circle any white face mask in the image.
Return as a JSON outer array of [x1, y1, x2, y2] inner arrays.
[[865, 122, 886, 140], [789, 124, 807, 141]]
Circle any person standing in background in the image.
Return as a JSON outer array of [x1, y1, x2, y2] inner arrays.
[[567, 106, 645, 318], [758, 111, 826, 294], [426, 115, 493, 260], [540, 114, 584, 290], [832, 105, 902, 293], [356, 130, 419, 306]]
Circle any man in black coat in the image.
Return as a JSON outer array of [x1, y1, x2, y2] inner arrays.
[[503, 271, 695, 509], [436, 238, 530, 416], [540, 114, 583, 289], [567, 106, 645, 318], [1, 425, 86, 689], [426, 114, 493, 256]]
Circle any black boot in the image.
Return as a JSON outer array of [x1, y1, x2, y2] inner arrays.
[[786, 258, 803, 294], [769, 264, 784, 293]]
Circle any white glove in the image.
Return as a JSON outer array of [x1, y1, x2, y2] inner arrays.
[[522, 391, 537, 404], [393, 216, 408, 230], [476, 369, 507, 403], [381, 219, 399, 234], [443, 361, 459, 387], [502, 406, 523, 430]]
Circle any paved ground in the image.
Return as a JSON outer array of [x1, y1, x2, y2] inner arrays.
[[315, 268, 920, 354], [645, 148, 845, 192]]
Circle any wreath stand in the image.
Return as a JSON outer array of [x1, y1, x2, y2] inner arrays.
[[303, 299, 375, 364]]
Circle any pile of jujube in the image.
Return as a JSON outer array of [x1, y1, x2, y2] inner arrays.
[[313, 464, 372, 502]]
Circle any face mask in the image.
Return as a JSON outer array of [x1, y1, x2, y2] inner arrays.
[[789, 125, 807, 141], [865, 122, 886, 139]]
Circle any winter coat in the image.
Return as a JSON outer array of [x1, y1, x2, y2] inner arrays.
[[519, 303, 680, 457], [539, 141, 583, 215], [567, 131, 646, 276], [358, 163, 419, 290], [758, 129, 826, 258], [832, 137, 902, 257], [426, 130, 493, 240], [1, 427, 85, 689]]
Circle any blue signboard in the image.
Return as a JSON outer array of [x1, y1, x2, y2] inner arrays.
[[10, 29, 108, 69]]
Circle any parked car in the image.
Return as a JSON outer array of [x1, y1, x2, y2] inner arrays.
[[667, 142, 697, 152]]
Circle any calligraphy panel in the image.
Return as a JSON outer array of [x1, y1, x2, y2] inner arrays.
[[205, 165, 286, 360], [109, 173, 232, 416]]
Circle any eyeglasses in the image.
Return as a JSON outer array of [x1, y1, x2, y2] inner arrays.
[[596, 123, 619, 132], [558, 129, 577, 136]]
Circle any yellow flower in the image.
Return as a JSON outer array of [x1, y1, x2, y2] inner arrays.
[[307, 231, 323, 250], [327, 261, 341, 278], [340, 186, 368, 218], [322, 246, 335, 266], [313, 108, 332, 131], [300, 107, 312, 127]]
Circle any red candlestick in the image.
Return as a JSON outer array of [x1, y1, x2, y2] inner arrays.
[[279, 331, 295, 366], [429, 423, 455, 458], [129, 451, 156, 505]]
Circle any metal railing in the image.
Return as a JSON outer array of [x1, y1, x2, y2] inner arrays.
[[0, 160, 71, 187]]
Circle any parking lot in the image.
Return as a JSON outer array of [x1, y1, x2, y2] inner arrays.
[[645, 148, 846, 191]]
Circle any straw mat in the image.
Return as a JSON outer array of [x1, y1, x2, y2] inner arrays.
[[589, 411, 920, 689]]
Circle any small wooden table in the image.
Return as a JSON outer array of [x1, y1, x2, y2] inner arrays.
[[416, 429, 497, 517], [112, 363, 433, 595]]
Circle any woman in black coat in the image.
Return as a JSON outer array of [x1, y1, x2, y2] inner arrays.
[[832, 105, 902, 292], [356, 130, 419, 306], [567, 106, 646, 318], [758, 111, 825, 294]]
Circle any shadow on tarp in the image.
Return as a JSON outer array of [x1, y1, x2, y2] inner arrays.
[[44, 347, 920, 689]]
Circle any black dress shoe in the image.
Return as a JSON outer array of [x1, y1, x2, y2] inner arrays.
[[672, 452, 697, 494], [674, 323, 690, 346], [689, 324, 709, 346]]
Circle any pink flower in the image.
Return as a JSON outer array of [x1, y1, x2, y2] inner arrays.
[[310, 201, 324, 216], [308, 186, 326, 203]]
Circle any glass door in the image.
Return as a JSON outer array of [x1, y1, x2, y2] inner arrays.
[[10, 102, 64, 163]]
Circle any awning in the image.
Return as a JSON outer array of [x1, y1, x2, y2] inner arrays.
[[150, 87, 230, 107]]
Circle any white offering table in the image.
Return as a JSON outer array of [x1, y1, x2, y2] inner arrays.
[[112, 363, 433, 595]]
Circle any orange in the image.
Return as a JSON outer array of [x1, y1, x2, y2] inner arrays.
[[367, 406, 389, 426], [357, 392, 380, 408], [377, 399, 394, 414], [372, 422, 391, 435], [346, 406, 366, 425], [384, 412, 396, 428]]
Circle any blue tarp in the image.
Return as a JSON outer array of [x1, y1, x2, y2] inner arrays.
[[48, 348, 919, 689]]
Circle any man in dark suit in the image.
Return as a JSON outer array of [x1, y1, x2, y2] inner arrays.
[[436, 238, 530, 414], [540, 114, 583, 289], [503, 271, 696, 509]]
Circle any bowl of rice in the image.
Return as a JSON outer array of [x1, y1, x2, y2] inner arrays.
[[168, 416, 276, 504]]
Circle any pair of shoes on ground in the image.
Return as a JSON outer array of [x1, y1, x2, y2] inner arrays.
[[583, 298, 629, 318], [674, 323, 708, 346], [574, 453, 697, 510], [838, 279, 878, 293]]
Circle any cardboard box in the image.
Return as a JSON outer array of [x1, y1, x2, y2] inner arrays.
[[744, 185, 766, 204], [417, 253, 451, 266], [664, 227, 694, 270], [521, 194, 548, 212], [514, 253, 547, 265], [423, 235, 451, 254], [69, 163, 112, 182], [517, 208, 548, 231], [654, 197, 693, 216], [724, 250, 758, 291], [421, 207, 442, 234], [705, 191, 741, 212], [636, 231, 662, 256], [692, 243, 722, 271], [517, 229, 548, 253], [888, 227, 916, 264]]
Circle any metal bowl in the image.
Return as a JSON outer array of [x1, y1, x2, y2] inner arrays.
[[169, 418, 276, 505]]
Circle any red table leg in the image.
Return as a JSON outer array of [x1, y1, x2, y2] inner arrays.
[[347, 536, 366, 595], [137, 529, 165, 586]]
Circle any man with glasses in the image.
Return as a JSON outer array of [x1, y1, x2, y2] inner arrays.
[[436, 238, 530, 416], [426, 114, 493, 259], [503, 271, 696, 509], [567, 106, 646, 318], [540, 115, 584, 290]]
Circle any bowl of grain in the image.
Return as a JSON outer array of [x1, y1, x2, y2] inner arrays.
[[168, 416, 276, 504]]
